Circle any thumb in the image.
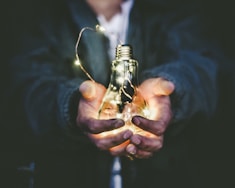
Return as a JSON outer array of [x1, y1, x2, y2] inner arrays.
[[154, 78, 175, 96], [79, 80, 96, 100]]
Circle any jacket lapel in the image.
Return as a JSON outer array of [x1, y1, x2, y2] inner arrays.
[[67, 0, 111, 86]]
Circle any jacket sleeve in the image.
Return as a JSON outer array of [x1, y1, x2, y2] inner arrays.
[[6, 6, 91, 150], [140, 7, 221, 136]]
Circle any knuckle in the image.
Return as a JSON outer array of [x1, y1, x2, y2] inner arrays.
[[96, 140, 107, 150], [158, 142, 163, 149], [88, 125, 97, 133], [155, 121, 166, 135], [154, 140, 163, 151], [88, 123, 101, 134]]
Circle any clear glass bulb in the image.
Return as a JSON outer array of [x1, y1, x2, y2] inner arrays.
[[98, 44, 149, 135]]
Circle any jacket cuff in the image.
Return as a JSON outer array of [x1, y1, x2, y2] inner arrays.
[[57, 78, 83, 130], [140, 64, 189, 136]]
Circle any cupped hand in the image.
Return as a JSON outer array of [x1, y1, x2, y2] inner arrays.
[[126, 77, 175, 159], [77, 80, 133, 155]]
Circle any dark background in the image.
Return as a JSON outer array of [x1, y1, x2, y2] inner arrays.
[[0, 0, 235, 187]]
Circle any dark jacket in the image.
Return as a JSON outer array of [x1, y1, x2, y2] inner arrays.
[[2, 0, 226, 187]]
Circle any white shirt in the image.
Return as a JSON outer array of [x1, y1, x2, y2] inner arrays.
[[97, 0, 134, 60]]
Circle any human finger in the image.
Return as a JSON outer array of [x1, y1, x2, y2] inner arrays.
[[154, 77, 175, 96], [79, 80, 106, 100], [109, 140, 130, 156], [130, 134, 163, 152], [132, 116, 167, 136], [89, 130, 133, 151], [139, 78, 175, 97], [78, 118, 125, 134], [126, 143, 153, 159]]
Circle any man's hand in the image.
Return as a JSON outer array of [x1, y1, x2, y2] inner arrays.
[[126, 78, 175, 159], [77, 80, 133, 154]]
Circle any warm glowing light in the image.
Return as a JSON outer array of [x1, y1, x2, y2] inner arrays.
[[95, 24, 106, 33], [116, 113, 123, 119], [74, 59, 81, 66], [97, 44, 151, 138], [117, 77, 125, 85], [74, 25, 108, 82], [142, 108, 151, 118], [116, 64, 124, 72], [129, 66, 134, 72]]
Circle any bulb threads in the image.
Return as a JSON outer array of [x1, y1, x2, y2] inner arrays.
[[115, 44, 133, 60]]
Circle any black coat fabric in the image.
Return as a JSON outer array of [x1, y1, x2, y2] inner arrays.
[[1, 0, 234, 188]]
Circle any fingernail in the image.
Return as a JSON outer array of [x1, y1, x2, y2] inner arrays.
[[123, 131, 132, 139], [127, 145, 136, 155], [132, 117, 140, 125], [114, 119, 124, 128], [132, 137, 141, 145]]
